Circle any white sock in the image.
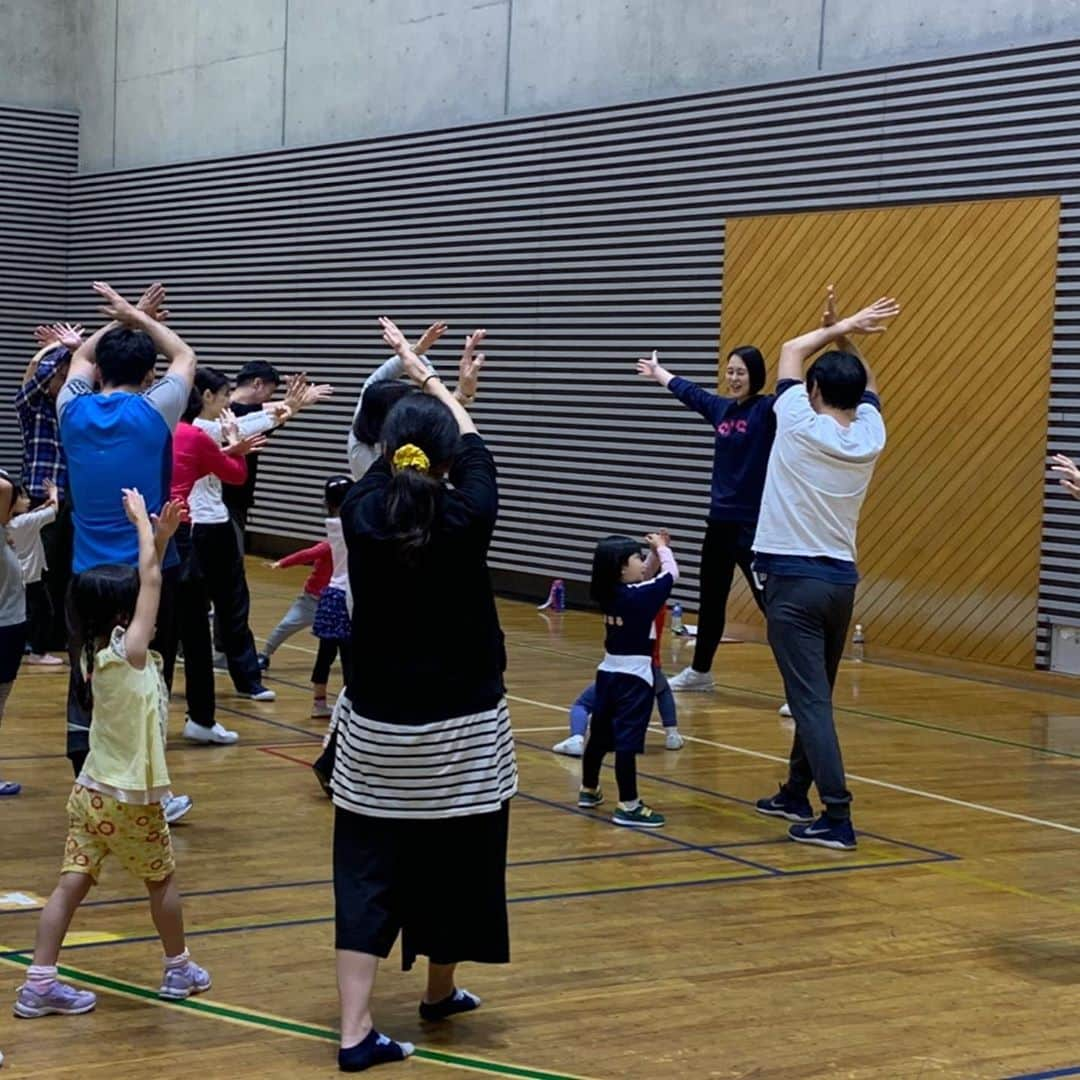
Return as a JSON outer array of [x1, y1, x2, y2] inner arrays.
[[618, 798, 642, 811]]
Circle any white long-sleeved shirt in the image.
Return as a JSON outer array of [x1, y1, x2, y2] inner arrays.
[[190, 411, 277, 524], [347, 354, 434, 481], [8, 504, 57, 583]]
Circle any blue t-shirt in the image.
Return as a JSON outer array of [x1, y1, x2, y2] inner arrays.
[[667, 377, 776, 523], [59, 377, 186, 573]]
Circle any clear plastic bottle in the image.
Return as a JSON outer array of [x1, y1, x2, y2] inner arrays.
[[852, 623, 865, 662], [671, 603, 684, 635]]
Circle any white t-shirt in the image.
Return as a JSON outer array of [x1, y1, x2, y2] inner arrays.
[[752, 382, 886, 564]]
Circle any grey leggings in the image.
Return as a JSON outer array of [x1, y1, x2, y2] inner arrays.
[[265, 592, 319, 656]]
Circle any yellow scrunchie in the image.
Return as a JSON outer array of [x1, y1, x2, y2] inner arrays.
[[392, 443, 430, 474]]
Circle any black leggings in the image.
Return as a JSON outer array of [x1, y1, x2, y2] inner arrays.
[[692, 520, 766, 673], [312, 638, 353, 687], [25, 580, 54, 655], [581, 709, 638, 803]]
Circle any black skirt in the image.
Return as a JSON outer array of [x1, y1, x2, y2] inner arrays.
[[333, 801, 511, 970]]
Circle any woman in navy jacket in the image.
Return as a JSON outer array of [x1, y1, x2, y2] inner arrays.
[[637, 346, 775, 693]]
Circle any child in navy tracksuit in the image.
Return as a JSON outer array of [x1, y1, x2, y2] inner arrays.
[[579, 532, 678, 828], [554, 607, 683, 756]]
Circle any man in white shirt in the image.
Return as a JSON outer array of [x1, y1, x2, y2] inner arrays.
[[752, 293, 899, 851]]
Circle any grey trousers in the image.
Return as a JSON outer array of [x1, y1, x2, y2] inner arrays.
[[764, 574, 855, 821], [265, 592, 319, 656]]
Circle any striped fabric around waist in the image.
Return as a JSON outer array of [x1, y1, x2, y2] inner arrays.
[[331, 696, 518, 820]]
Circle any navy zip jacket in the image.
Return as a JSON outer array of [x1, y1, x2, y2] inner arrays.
[[668, 376, 777, 524]]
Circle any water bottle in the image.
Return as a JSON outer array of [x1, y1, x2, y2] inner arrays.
[[552, 579, 565, 612], [671, 603, 684, 635], [852, 623, 865, 662]]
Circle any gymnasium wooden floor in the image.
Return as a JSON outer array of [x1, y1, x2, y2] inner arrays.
[[3, 561, 1080, 1078]]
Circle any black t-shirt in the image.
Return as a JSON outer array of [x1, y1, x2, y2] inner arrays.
[[341, 434, 506, 724]]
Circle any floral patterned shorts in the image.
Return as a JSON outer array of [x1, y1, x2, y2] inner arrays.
[[62, 784, 175, 883]]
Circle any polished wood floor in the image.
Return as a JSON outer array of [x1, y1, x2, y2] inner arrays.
[[3, 561, 1080, 1078]]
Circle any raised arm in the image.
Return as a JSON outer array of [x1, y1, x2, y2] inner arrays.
[[73, 282, 196, 390], [777, 296, 899, 384], [637, 350, 729, 425], [379, 317, 477, 437], [120, 488, 164, 670], [821, 285, 877, 397]]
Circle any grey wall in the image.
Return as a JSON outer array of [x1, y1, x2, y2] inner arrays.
[[5, 1, 1080, 172], [49, 38, 1080, 668], [0, 103, 78, 474]]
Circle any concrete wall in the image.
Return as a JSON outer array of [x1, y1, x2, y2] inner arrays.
[[0, 0, 75, 112], [4, 0, 1080, 171]]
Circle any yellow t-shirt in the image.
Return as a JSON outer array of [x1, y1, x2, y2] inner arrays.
[[80, 627, 170, 804]]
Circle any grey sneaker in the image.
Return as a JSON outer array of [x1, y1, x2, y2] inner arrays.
[[159, 959, 212, 1000], [667, 667, 714, 692], [14, 980, 97, 1018], [163, 793, 193, 824]]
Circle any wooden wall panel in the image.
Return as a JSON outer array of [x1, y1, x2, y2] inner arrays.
[[721, 197, 1060, 668]]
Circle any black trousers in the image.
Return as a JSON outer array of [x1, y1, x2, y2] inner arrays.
[[764, 575, 855, 821], [29, 495, 73, 651], [66, 565, 179, 774], [154, 523, 216, 728], [194, 521, 262, 693], [692, 520, 766, 673]]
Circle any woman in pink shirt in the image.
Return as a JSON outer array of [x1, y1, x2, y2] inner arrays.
[[169, 371, 264, 745]]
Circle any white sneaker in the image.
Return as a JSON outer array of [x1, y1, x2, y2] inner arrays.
[[664, 729, 685, 750], [778, 703, 792, 718], [163, 793, 193, 824], [552, 734, 585, 757], [667, 667, 714, 692], [25, 653, 64, 666], [183, 718, 239, 745], [246, 685, 276, 702]]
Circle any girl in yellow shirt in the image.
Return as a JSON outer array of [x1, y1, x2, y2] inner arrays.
[[14, 489, 212, 1019]]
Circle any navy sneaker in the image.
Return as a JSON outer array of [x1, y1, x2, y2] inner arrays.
[[755, 786, 814, 823], [788, 814, 856, 850], [257, 652, 270, 671]]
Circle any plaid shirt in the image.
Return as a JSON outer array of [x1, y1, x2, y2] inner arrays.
[[15, 347, 68, 500]]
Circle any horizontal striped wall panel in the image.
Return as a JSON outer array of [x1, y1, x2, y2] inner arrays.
[[0, 104, 77, 481], [7, 37, 1076, 668]]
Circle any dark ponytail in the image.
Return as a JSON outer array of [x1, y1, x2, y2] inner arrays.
[[380, 395, 460, 559]]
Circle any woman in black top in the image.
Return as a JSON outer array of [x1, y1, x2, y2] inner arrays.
[[331, 319, 516, 1073]]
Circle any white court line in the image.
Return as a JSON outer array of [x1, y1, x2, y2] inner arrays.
[[505, 693, 1080, 836], [261, 646, 1080, 834]]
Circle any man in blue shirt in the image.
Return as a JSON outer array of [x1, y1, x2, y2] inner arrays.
[[59, 282, 196, 822]]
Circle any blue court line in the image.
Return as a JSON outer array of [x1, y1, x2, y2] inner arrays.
[[0, 852, 950, 960], [516, 738, 959, 863], [0, 847, 689, 918], [1002, 1068, 1080, 1079]]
